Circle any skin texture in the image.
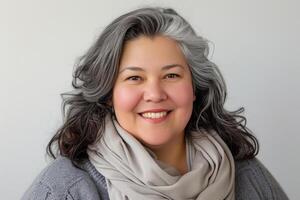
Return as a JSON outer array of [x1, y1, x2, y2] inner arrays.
[[112, 35, 195, 173]]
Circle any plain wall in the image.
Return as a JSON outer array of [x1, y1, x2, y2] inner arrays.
[[0, 0, 299, 199]]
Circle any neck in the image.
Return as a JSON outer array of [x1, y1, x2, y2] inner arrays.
[[150, 135, 188, 175]]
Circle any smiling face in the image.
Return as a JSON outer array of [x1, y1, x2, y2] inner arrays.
[[112, 35, 195, 151]]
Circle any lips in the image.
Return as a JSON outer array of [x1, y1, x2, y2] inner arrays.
[[139, 109, 171, 114], [138, 109, 172, 122], [141, 111, 168, 119]]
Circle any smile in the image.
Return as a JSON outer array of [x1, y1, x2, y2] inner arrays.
[[141, 111, 167, 119], [138, 110, 172, 123]]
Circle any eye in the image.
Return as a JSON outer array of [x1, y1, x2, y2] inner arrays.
[[165, 73, 180, 79], [126, 76, 142, 81]]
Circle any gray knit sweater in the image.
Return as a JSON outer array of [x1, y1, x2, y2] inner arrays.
[[22, 157, 289, 200]]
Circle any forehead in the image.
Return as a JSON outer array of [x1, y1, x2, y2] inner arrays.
[[119, 35, 188, 70]]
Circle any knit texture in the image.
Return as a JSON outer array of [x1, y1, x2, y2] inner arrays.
[[22, 157, 289, 200]]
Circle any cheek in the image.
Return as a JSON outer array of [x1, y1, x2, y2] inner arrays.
[[113, 86, 141, 112], [168, 82, 195, 107]]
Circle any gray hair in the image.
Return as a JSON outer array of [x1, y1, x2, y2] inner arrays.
[[47, 7, 258, 163]]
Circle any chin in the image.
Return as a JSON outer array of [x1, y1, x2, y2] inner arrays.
[[138, 134, 177, 149]]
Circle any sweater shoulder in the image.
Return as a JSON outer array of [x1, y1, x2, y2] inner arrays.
[[22, 156, 100, 200], [235, 158, 289, 200], [39, 156, 88, 186]]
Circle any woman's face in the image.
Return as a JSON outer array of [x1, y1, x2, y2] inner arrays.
[[112, 35, 195, 149]]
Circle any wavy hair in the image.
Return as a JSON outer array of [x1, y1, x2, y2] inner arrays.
[[47, 7, 259, 165]]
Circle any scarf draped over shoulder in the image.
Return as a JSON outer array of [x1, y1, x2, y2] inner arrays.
[[88, 115, 235, 200]]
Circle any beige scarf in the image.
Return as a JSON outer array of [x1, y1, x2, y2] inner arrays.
[[88, 115, 235, 200]]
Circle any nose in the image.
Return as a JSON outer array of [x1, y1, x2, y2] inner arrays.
[[143, 80, 167, 102]]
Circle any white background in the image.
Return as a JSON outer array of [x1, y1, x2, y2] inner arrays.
[[0, 0, 299, 199]]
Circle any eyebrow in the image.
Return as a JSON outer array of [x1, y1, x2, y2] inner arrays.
[[119, 64, 184, 74]]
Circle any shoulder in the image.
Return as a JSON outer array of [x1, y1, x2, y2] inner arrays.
[[235, 158, 289, 200], [22, 156, 100, 200]]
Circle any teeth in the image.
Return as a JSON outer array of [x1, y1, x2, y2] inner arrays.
[[141, 112, 167, 119]]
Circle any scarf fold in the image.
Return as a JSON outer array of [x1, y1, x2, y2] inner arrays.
[[87, 115, 235, 200]]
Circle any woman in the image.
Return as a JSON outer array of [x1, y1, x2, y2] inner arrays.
[[22, 7, 288, 200]]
